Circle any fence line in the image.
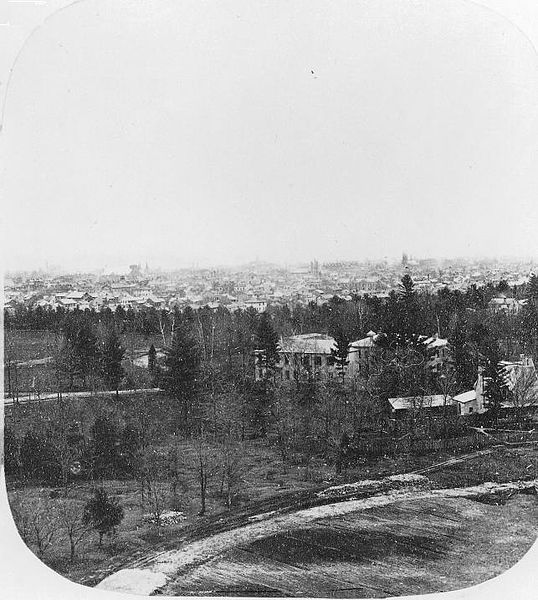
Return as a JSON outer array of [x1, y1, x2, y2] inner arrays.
[[349, 429, 538, 458]]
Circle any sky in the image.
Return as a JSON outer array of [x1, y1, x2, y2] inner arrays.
[[2, 0, 538, 272]]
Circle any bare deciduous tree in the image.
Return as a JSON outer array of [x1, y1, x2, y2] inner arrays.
[[55, 497, 92, 562], [506, 361, 538, 426], [217, 440, 246, 508], [10, 495, 57, 558], [194, 433, 218, 516], [145, 480, 169, 527]]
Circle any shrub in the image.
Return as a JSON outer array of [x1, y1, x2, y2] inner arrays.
[[83, 488, 124, 547]]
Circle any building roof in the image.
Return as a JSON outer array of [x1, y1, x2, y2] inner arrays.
[[389, 395, 454, 411], [350, 337, 376, 349], [280, 333, 336, 355], [423, 336, 449, 349], [454, 390, 477, 404], [489, 295, 521, 306], [350, 331, 384, 349], [66, 291, 87, 299]]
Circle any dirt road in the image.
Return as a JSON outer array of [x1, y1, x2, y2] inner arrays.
[[3, 387, 162, 406], [96, 478, 538, 597]]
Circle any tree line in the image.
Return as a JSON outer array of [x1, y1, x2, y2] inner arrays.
[[7, 275, 538, 414]]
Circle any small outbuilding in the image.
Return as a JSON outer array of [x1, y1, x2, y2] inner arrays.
[[388, 394, 456, 417]]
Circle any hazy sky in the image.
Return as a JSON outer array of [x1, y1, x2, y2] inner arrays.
[[2, 0, 538, 272]]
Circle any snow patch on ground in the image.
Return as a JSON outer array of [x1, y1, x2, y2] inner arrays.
[[248, 509, 278, 522], [143, 510, 186, 526], [96, 478, 538, 594], [385, 473, 429, 485], [317, 473, 430, 499], [436, 480, 537, 498], [316, 479, 382, 498], [96, 568, 168, 595]]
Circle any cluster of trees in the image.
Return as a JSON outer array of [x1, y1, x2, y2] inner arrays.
[[17, 275, 538, 426], [6, 392, 251, 520], [55, 316, 126, 394], [5, 411, 141, 486], [5, 315, 127, 398], [7, 275, 538, 463], [10, 486, 124, 562], [5, 276, 529, 348]]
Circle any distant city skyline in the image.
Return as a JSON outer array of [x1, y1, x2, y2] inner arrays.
[[6, 252, 538, 277]]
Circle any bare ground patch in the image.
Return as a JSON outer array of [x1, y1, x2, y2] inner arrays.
[[162, 494, 538, 598]]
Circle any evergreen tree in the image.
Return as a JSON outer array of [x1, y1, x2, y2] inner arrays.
[[497, 280, 510, 293], [71, 322, 99, 387], [163, 322, 202, 431], [384, 274, 423, 349], [90, 416, 120, 478], [449, 315, 476, 391], [20, 431, 61, 483], [100, 328, 125, 396], [482, 342, 504, 424], [255, 312, 280, 378], [83, 488, 124, 547], [148, 344, 157, 373], [399, 273, 416, 299], [397, 274, 421, 345], [521, 302, 538, 361], [118, 425, 142, 475], [528, 273, 538, 308], [148, 343, 157, 385], [331, 330, 351, 383]]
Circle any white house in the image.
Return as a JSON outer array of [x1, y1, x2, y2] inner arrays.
[[488, 294, 525, 314], [453, 389, 484, 416], [244, 299, 268, 313], [348, 331, 383, 376], [277, 333, 338, 382], [422, 334, 450, 372]]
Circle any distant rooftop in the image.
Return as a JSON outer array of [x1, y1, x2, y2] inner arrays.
[[279, 333, 336, 355]]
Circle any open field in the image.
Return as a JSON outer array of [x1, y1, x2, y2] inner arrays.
[[5, 329, 164, 361], [7, 441, 538, 589], [4, 329, 61, 362], [161, 494, 538, 598], [179, 491, 535, 597], [97, 478, 538, 597], [6, 380, 538, 592], [4, 329, 163, 395]]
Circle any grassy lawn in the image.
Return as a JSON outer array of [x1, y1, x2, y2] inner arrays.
[[6, 438, 319, 585], [427, 446, 538, 488], [5, 330, 60, 362], [7, 440, 538, 587], [5, 329, 164, 361], [4, 329, 163, 394]]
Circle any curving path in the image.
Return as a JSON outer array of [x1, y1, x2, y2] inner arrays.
[[96, 479, 538, 597]]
